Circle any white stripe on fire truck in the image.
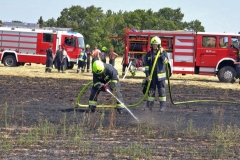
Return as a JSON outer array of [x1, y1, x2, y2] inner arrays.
[[174, 49, 194, 53], [173, 66, 194, 72], [174, 56, 193, 62], [2, 42, 18, 47], [17, 52, 45, 55], [20, 32, 37, 36], [19, 43, 36, 48], [175, 36, 194, 46], [19, 50, 37, 54], [2, 36, 19, 41], [2, 31, 19, 35], [176, 36, 194, 40], [20, 37, 37, 42], [175, 40, 194, 46], [199, 67, 215, 72]]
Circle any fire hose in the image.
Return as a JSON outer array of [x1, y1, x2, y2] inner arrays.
[[76, 49, 240, 109]]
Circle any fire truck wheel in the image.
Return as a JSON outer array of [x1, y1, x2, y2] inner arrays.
[[217, 66, 237, 83], [3, 55, 17, 67]]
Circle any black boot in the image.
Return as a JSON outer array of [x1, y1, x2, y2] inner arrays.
[[116, 107, 123, 114], [160, 101, 166, 112], [77, 69, 79, 73], [146, 101, 154, 110], [89, 105, 96, 113], [45, 68, 48, 73]]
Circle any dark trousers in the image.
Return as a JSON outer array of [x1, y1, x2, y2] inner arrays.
[[86, 57, 90, 71], [109, 59, 115, 66], [236, 67, 240, 78], [78, 60, 86, 71], [92, 57, 99, 67], [60, 58, 67, 72], [46, 58, 53, 72], [102, 59, 106, 63], [147, 71, 166, 107], [89, 81, 124, 108], [56, 59, 61, 71]]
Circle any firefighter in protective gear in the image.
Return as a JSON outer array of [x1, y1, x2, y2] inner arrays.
[[144, 36, 169, 111], [85, 44, 91, 72], [101, 46, 107, 63], [88, 60, 124, 114], [77, 49, 87, 73]]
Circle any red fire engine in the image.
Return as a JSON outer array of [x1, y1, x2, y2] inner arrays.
[[0, 22, 85, 69], [122, 28, 240, 82]]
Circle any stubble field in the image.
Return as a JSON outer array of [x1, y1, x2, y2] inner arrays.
[[1, 57, 240, 160]]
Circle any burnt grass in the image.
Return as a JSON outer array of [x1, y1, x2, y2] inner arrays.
[[1, 75, 240, 159]]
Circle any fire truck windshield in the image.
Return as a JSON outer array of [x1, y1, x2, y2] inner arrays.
[[77, 37, 85, 49]]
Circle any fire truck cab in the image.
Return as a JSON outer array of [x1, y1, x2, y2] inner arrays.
[[0, 22, 85, 69], [123, 28, 240, 82]]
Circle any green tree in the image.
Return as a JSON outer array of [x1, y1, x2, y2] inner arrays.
[[186, 20, 205, 32], [45, 18, 57, 27], [154, 7, 185, 30], [0, 20, 2, 24], [38, 16, 44, 27], [55, 5, 205, 55]]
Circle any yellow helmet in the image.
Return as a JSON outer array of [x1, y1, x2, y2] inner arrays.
[[86, 44, 90, 48], [150, 36, 161, 45], [93, 60, 105, 74]]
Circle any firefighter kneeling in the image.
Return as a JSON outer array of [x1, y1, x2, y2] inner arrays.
[[88, 60, 124, 114], [144, 36, 169, 111]]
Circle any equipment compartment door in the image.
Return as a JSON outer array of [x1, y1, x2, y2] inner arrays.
[[196, 36, 217, 67], [37, 33, 56, 64], [173, 36, 195, 74]]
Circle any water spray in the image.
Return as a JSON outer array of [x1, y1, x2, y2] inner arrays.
[[122, 60, 132, 80], [105, 89, 140, 123]]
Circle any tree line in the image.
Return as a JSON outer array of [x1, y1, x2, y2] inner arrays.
[[1, 5, 205, 55]]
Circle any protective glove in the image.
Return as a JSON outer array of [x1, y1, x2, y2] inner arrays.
[[104, 83, 110, 92], [100, 83, 109, 92], [108, 82, 116, 90]]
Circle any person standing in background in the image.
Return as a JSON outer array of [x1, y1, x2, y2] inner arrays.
[[231, 52, 240, 84], [109, 48, 118, 66], [85, 44, 92, 72], [45, 44, 54, 73], [55, 45, 62, 72], [91, 46, 101, 66], [101, 46, 107, 63], [61, 46, 67, 73], [77, 48, 87, 73]]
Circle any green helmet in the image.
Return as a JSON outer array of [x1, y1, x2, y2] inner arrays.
[[86, 44, 90, 48], [150, 36, 161, 45], [102, 46, 107, 51], [93, 60, 105, 74]]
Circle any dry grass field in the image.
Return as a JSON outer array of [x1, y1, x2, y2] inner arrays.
[[1, 57, 240, 159]]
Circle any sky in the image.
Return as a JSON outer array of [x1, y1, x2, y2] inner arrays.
[[0, 0, 239, 33]]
